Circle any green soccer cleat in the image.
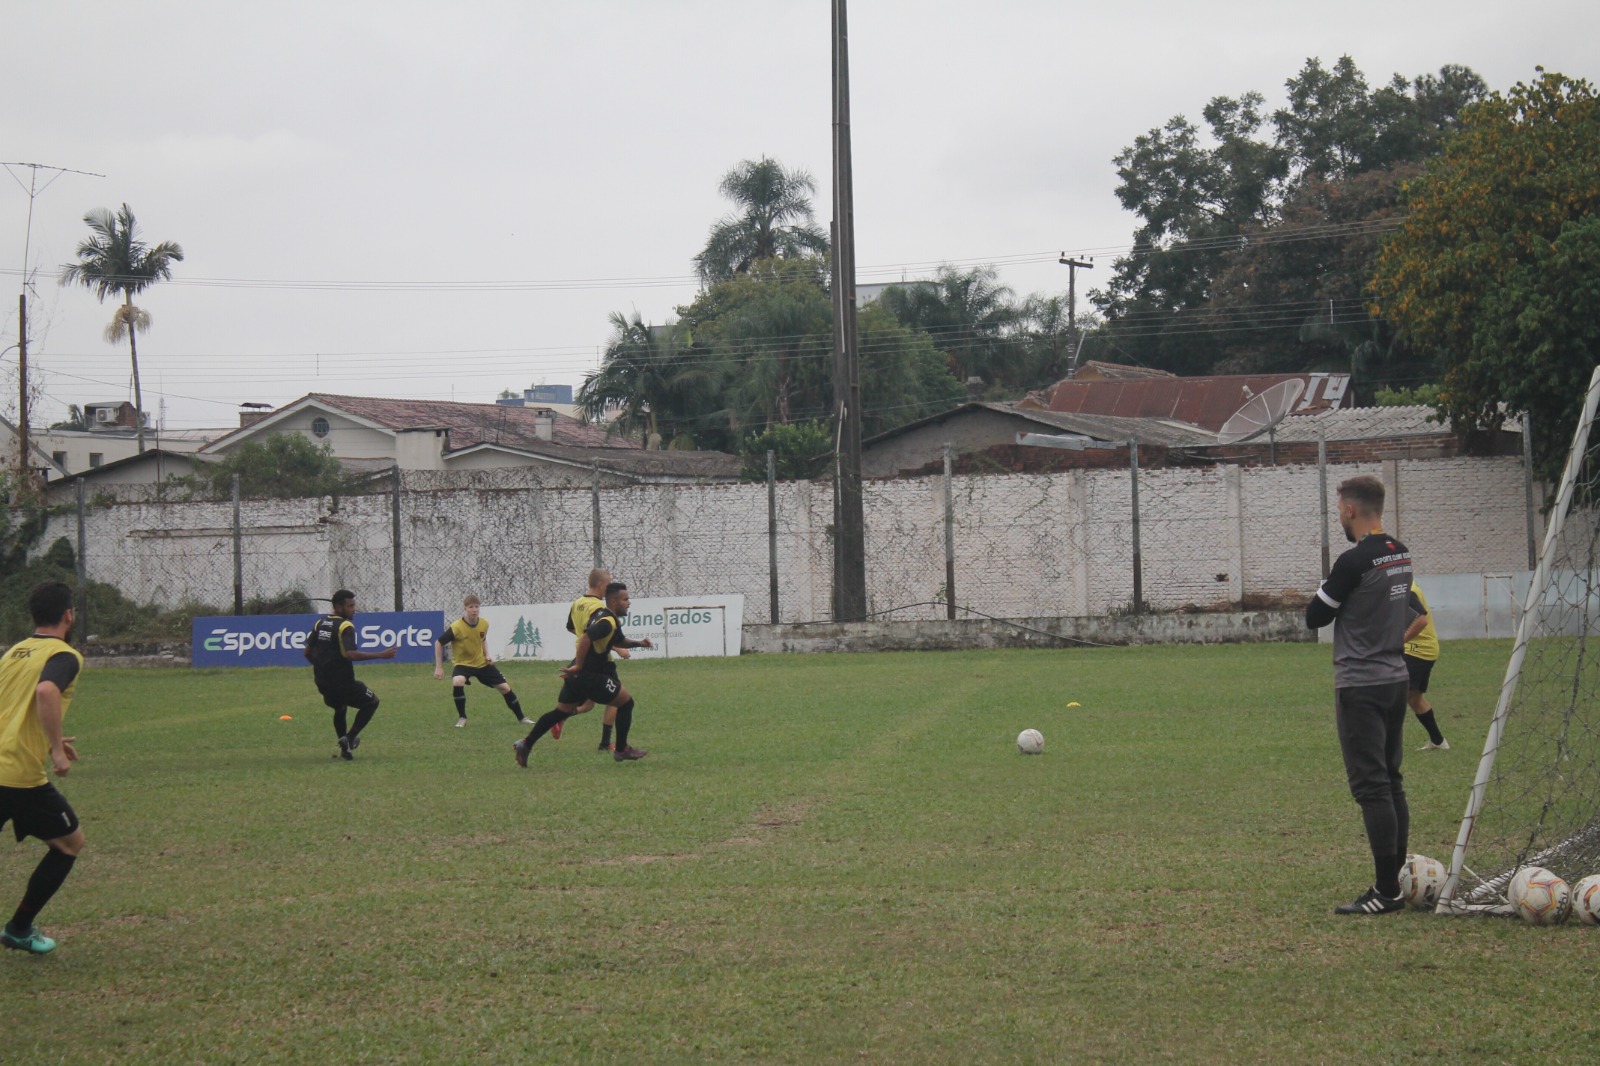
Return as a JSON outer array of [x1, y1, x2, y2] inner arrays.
[[1, 926, 58, 954]]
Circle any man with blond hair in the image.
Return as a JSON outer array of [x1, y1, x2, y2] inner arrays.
[[434, 594, 529, 728]]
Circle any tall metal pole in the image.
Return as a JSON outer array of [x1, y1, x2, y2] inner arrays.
[[231, 472, 244, 615], [767, 450, 780, 624], [591, 461, 603, 568], [390, 466, 404, 610], [4, 162, 105, 489], [1318, 423, 1331, 577], [1522, 411, 1538, 571], [74, 478, 87, 635], [830, 0, 866, 621], [942, 442, 956, 620], [17, 294, 28, 487], [1058, 255, 1094, 376], [1129, 437, 1143, 613]]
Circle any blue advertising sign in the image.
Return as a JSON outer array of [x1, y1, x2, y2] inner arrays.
[[191, 611, 445, 668]]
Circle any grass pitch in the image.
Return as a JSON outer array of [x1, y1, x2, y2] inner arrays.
[[5, 641, 1598, 1064]]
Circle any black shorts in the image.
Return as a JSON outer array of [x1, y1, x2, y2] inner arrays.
[[317, 677, 379, 711], [560, 672, 621, 707], [0, 783, 80, 843], [1404, 655, 1435, 694], [453, 664, 507, 688]]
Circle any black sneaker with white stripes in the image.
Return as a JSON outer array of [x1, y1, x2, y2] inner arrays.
[[1333, 886, 1404, 915]]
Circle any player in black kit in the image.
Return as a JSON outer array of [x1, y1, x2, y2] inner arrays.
[[304, 590, 397, 760], [513, 582, 654, 767], [1306, 476, 1415, 915]]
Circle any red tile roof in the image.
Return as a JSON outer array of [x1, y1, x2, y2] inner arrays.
[[1042, 372, 1351, 431]]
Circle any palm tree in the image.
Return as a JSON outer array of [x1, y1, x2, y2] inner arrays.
[[59, 204, 184, 453], [578, 312, 710, 447], [877, 266, 1022, 388], [693, 158, 830, 283]]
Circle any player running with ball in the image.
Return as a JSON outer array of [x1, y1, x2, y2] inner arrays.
[[514, 581, 653, 767]]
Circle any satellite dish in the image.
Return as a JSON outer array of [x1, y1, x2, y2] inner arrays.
[[1216, 379, 1306, 445]]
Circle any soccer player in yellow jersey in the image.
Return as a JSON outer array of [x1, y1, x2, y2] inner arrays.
[[562, 567, 631, 749], [0, 582, 87, 954], [1404, 582, 1449, 751], [434, 594, 528, 727]]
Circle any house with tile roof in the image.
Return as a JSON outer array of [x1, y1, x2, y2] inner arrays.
[[200, 393, 740, 484]]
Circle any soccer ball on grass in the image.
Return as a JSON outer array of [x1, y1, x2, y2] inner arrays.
[[1398, 854, 1447, 910], [1016, 729, 1044, 755], [1570, 874, 1600, 926], [1508, 866, 1571, 925]]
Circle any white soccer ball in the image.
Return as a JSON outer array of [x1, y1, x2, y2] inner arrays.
[[1398, 854, 1448, 911], [1571, 874, 1600, 926], [1016, 729, 1044, 755], [1508, 866, 1571, 925]]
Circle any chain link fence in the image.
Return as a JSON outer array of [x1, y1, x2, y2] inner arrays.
[[20, 452, 1539, 642]]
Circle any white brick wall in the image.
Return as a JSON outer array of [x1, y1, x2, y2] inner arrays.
[[30, 456, 1535, 622]]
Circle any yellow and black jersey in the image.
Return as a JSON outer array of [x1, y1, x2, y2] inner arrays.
[[1405, 584, 1440, 662], [307, 614, 357, 685], [567, 594, 604, 654], [0, 635, 83, 788], [439, 617, 490, 668], [575, 608, 624, 676]]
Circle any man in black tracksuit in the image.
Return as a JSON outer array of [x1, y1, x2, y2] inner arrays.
[[1307, 474, 1415, 915]]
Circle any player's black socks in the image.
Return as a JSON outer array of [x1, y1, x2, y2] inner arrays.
[[503, 691, 523, 720], [350, 699, 379, 739], [333, 707, 349, 739], [1416, 710, 1445, 745], [10, 849, 77, 931], [614, 698, 635, 750], [453, 691, 467, 718], [600, 723, 613, 748], [1375, 852, 1403, 899], [526, 709, 572, 746]]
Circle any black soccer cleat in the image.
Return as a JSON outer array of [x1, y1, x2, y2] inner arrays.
[[337, 736, 354, 761], [613, 746, 648, 762], [1333, 886, 1404, 915], [512, 739, 529, 769]]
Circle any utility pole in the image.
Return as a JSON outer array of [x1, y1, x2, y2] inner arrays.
[[830, 0, 866, 621], [4, 161, 105, 490], [1058, 254, 1094, 376]]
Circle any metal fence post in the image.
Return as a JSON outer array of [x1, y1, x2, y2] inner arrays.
[[942, 442, 956, 620], [1129, 437, 1143, 613], [767, 450, 780, 624], [232, 472, 244, 615], [1318, 424, 1331, 577], [1522, 412, 1538, 570], [391, 466, 404, 611], [74, 479, 87, 634], [591, 461, 603, 568]]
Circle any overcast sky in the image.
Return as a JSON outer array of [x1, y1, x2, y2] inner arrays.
[[4, 1, 1595, 431]]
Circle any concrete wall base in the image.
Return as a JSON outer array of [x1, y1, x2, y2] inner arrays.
[[742, 609, 1315, 654]]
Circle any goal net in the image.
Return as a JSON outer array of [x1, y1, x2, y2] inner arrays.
[[1438, 365, 1600, 914]]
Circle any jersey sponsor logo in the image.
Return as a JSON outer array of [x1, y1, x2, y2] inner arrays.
[[192, 611, 445, 668]]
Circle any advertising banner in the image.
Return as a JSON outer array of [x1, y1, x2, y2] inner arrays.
[[191, 611, 445, 668], [478, 595, 744, 664]]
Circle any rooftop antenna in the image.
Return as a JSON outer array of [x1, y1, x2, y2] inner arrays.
[[1216, 379, 1305, 464]]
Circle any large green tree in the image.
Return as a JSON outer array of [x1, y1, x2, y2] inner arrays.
[[693, 157, 830, 283], [1094, 58, 1484, 381], [1369, 71, 1600, 480], [59, 203, 185, 455]]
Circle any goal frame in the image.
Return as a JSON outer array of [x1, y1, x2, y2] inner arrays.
[[1436, 364, 1600, 915]]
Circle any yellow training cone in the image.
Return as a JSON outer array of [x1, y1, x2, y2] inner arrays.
[[1066, 702, 1081, 707]]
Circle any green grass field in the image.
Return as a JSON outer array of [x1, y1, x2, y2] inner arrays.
[[6, 641, 1599, 1064]]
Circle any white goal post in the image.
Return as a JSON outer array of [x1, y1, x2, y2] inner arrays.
[[1437, 364, 1600, 915]]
